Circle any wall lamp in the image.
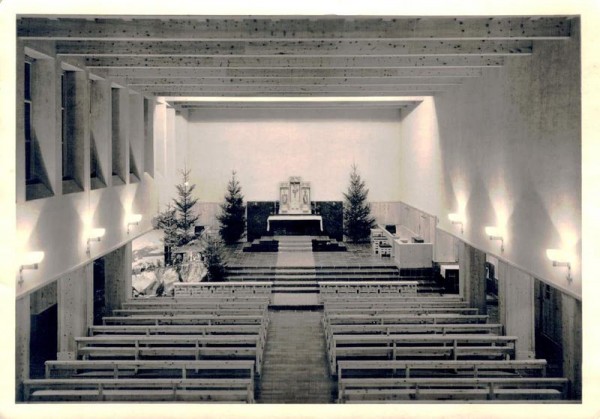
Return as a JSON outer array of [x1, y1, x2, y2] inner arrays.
[[87, 228, 106, 255], [485, 226, 504, 252], [546, 249, 572, 282], [19, 251, 45, 285], [127, 213, 143, 234], [448, 213, 464, 233]]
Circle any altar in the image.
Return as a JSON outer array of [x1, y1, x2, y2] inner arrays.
[[266, 176, 323, 235], [266, 214, 323, 233]]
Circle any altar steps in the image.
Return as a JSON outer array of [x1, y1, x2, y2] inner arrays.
[[224, 266, 444, 294], [276, 236, 313, 253]]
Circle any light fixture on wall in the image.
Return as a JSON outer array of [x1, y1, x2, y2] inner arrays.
[[485, 226, 504, 252], [87, 228, 106, 255], [127, 213, 143, 234], [448, 213, 464, 234], [19, 251, 45, 285], [546, 249, 572, 282]]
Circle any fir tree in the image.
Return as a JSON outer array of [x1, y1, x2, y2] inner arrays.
[[152, 168, 200, 265], [152, 202, 178, 265], [173, 168, 199, 247], [217, 171, 246, 244], [201, 234, 227, 282], [343, 164, 376, 243]]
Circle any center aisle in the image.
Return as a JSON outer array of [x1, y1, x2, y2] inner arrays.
[[257, 310, 335, 403]]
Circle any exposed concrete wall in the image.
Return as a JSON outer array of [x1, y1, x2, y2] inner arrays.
[[562, 293, 582, 399], [498, 261, 535, 359], [398, 29, 581, 298], [57, 265, 92, 358], [104, 243, 133, 315], [15, 295, 31, 402], [458, 242, 486, 314], [90, 78, 110, 186]]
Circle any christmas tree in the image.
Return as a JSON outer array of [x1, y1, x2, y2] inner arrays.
[[152, 202, 178, 265], [152, 168, 200, 265], [201, 233, 227, 281], [343, 164, 376, 243], [217, 171, 246, 245], [173, 168, 199, 247]]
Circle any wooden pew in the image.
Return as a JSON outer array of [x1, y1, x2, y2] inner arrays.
[[324, 300, 470, 310], [89, 324, 266, 338], [337, 360, 548, 386], [324, 323, 504, 339], [24, 377, 255, 403], [75, 335, 265, 374], [122, 299, 270, 310], [113, 307, 269, 317], [45, 359, 255, 381], [102, 314, 267, 326], [324, 313, 490, 326], [319, 281, 419, 301], [323, 307, 479, 316], [319, 294, 465, 305], [327, 335, 518, 374], [321, 295, 463, 303], [338, 377, 568, 402], [173, 281, 273, 299]]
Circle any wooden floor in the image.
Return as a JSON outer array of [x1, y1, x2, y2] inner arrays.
[[257, 309, 335, 403]]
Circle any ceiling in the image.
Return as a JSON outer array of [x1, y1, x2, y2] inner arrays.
[[17, 16, 575, 109]]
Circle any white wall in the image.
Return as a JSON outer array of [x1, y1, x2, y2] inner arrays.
[[16, 42, 158, 299], [183, 108, 403, 202], [398, 33, 581, 298]]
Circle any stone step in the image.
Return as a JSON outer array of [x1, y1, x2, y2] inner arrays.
[[227, 265, 401, 271], [226, 269, 404, 275], [272, 287, 319, 293], [226, 275, 416, 281]]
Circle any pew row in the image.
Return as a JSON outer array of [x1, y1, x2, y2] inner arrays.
[[324, 313, 490, 326], [338, 377, 568, 403], [113, 307, 269, 317], [324, 300, 470, 310], [173, 281, 273, 299], [319, 281, 419, 302], [321, 295, 464, 304], [102, 314, 267, 326], [122, 298, 271, 310], [75, 335, 265, 374], [324, 323, 504, 340], [89, 324, 266, 338], [24, 377, 255, 403], [45, 359, 255, 381], [323, 307, 479, 316], [326, 335, 518, 375], [337, 359, 547, 382]]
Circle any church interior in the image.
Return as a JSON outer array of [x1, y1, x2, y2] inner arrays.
[[5, 3, 594, 417]]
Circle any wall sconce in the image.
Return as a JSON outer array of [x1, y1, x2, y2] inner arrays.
[[485, 226, 504, 252], [448, 213, 464, 233], [19, 251, 45, 285], [87, 228, 106, 255], [127, 213, 143, 234], [546, 249, 572, 282]]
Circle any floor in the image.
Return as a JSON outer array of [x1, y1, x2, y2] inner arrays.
[[257, 309, 336, 403], [224, 240, 395, 268]]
